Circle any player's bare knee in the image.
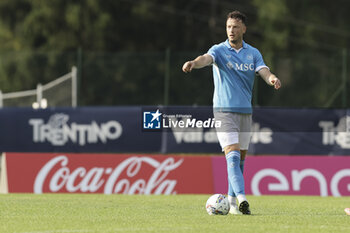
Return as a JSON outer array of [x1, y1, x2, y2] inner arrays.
[[240, 150, 247, 160], [224, 144, 240, 155]]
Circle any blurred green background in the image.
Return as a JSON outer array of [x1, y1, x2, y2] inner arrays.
[[0, 0, 348, 108]]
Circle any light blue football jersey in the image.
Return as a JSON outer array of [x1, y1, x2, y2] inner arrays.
[[207, 40, 268, 114]]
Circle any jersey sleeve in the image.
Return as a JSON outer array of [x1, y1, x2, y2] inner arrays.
[[254, 49, 269, 72], [207, 45, 219, 64]]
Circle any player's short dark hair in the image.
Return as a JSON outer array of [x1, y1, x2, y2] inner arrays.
[[227, 11, 247, 25]]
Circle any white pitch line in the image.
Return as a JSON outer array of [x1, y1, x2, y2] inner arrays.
[[17, 229, 92, 233]]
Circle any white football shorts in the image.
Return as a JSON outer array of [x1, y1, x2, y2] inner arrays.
[[214, 112, 252, 151]]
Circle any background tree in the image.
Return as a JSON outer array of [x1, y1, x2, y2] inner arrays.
[[0, 0, 348, 107]]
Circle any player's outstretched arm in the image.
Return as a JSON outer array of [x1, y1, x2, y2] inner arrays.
[[258, 68, 281, 90], [182, 54, 213, 73]]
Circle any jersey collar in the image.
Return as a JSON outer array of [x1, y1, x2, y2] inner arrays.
[[225, 39, 248, 51]]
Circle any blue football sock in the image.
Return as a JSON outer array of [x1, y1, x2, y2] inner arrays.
[[240, 160, 245, 174], [228, 159, 245, 197], [228, 181, 234, 197], [226, 151, 245, 196]]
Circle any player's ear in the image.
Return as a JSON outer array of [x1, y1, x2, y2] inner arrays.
[[242, 25, 247, 34]]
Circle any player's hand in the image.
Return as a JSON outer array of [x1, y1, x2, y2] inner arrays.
[[269, 76, 281, 90], [182, 61, 195, 73]]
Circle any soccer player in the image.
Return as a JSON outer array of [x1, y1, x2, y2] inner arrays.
[[182, 11, 281, 215]]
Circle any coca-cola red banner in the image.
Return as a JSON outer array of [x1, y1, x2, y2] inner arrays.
[[2, 153, 350, 196], [2, 153, 214, 194]]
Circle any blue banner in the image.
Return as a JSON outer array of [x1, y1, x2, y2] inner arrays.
[[0, 107, 161, 153], [0, 107, 349, 155], [250, 108, 349, 155]]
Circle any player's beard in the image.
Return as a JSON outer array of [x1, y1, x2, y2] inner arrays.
[[229, 36, 243, 45]]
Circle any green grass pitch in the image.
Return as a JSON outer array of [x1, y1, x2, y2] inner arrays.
[[1, 194, 350, 233]]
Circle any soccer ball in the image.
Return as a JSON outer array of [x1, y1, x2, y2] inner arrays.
[[205, 194, 230, 215]]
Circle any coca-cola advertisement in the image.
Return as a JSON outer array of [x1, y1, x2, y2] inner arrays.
[[2, 153, 214, 194], [3, 153, 350, 196]]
